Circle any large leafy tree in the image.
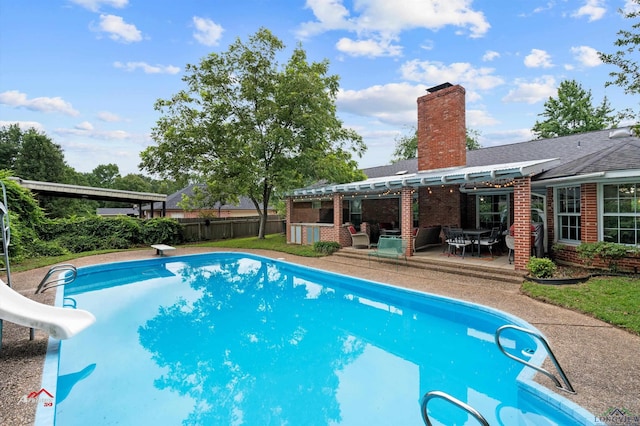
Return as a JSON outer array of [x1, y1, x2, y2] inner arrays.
[[391, 126, 481, 162], [532, 79, 617, 139], [598, 0, 640, 133], [140, 28, 365, 238]]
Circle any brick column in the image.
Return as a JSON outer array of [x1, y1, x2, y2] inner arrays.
[[401, 187, 414, 256], [513, 177, 532, 270], [582, 183, 598, 243], [285, 197, 293, 243], [333, 194, 343, 244]]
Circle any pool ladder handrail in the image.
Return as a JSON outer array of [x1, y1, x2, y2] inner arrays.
[[34, 264, 78, 294], [495, 324, 576, 394], [30, 264, 78, 340], [420, 390, 489, 426]]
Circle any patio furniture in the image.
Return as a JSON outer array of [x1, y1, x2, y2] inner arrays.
[[479, 227, 501, 258], [368, 236, 407, 270], [505, 235, 515, 264], [347, 225, 371, 249], [447, 229, 472, 258], [463, 229, 491, 257], [413, 225, 442, 253]]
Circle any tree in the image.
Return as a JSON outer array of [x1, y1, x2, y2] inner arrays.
[[391, 127, 481, 162], [140, 28, 365, 238], [13, 128, 67, 182], [598, 0, 640, 134], [0, 124, 23, 171], [532, 80, 617, 139]]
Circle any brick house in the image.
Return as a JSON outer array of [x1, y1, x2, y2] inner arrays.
[[286, 83, 640, 271]]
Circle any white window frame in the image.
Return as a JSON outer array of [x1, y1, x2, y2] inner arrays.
[[555, 186, 581, 244], [600, 181, 640, 246]]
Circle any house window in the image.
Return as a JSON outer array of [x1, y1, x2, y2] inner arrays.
[[478, 194, 508, 230], [602, 182, 639, 245], [349, 199, 362, 227], [556, 186, 581, 242]]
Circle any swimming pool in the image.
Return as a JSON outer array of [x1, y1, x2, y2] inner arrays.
[[37, 252, 595, 425]]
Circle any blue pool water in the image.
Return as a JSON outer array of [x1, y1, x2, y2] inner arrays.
[[37, 252, 594, 425]]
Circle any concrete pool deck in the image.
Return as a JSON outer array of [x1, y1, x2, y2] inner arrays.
[[1, 246, 639, 425]]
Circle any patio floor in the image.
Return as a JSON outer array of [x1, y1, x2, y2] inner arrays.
[[1, 246, 639, 425]]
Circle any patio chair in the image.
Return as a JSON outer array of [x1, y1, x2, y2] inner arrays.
[[479, 227, 501, 258], [505, 235, 515, 264], [347, 225, 371, 249], [447, 228, 472, 258]]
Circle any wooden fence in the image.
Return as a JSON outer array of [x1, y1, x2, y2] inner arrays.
[[177, 216, 285, 242]]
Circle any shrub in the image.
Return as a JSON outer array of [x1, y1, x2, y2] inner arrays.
[[576, 241, 637, 272], [313, 241, 340, 255], [526, 256, 557, 278]]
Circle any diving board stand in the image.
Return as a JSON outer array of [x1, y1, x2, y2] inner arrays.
[[151, 244, 176, 256]]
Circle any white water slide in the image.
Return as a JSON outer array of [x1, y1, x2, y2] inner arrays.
[[0, 279, 95, 340]]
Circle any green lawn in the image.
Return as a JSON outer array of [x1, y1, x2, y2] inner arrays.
[[190, 233, 326, 257], [522, 276, 640, 335]]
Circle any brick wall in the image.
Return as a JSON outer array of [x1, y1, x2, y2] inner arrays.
[[417, 84, 467, 172], [362, 198, 399, 225], [418, 186, 462, 227]]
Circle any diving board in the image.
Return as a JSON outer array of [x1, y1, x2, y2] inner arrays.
[[0, 279, 95, 340]]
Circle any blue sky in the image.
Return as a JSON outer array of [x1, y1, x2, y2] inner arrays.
[[0, 0, 638, 176]]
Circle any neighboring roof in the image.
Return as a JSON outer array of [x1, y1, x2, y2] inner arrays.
[[97, 207, 139, 216], [295, 127, 639, 195], [145, 184, 274, 211]]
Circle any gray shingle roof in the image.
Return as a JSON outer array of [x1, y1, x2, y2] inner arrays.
[[361, 127, 639, 182], [146, 184, 266, 211]]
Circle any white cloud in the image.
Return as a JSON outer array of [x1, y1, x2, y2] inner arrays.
[[571, 45, 602, 67], [502, 76, 557, 104], [69, 0, 128, 12], [297, 0, 491, 55], [113, 61, 180, 74], [400, 60, 504, 92], [336, 37, 402, 57], [55, 126, 131, 140], [96, 14, 142, 43], [0, 90, 80, 116], [75, 121, 94, 131], [97, 111, 122, 122], [467, 108, 500, 127], [0, 120, 45, 132], [337, 82, 426, 125], [482, 50, 500, 62], [524, 49, 553, 68], [624, 0, 640, 14], [481, 128, 535, 147], [573, 0, 606, 21], [192, 17, 224, 46]]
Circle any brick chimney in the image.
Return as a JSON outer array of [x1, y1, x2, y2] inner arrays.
[[417, 83, 466, 171]]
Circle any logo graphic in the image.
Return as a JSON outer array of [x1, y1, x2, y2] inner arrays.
[[19, 388, 55, 408], [595, 407, 639, 425]]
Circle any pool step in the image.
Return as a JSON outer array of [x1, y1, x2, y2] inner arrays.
[[333, 249, 525, 284]]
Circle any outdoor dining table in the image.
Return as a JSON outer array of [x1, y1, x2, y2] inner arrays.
[[463, 229, 491, 257]]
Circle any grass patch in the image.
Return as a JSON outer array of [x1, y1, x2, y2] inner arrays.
[[522, 276, 640, 335], [187, 233, 326, 257], [10, 249, 141, 273]]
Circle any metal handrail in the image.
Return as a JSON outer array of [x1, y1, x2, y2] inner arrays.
[[495, 324, 575, 394], [420, 390, 489, 426], [35, 264, 78, 294]]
